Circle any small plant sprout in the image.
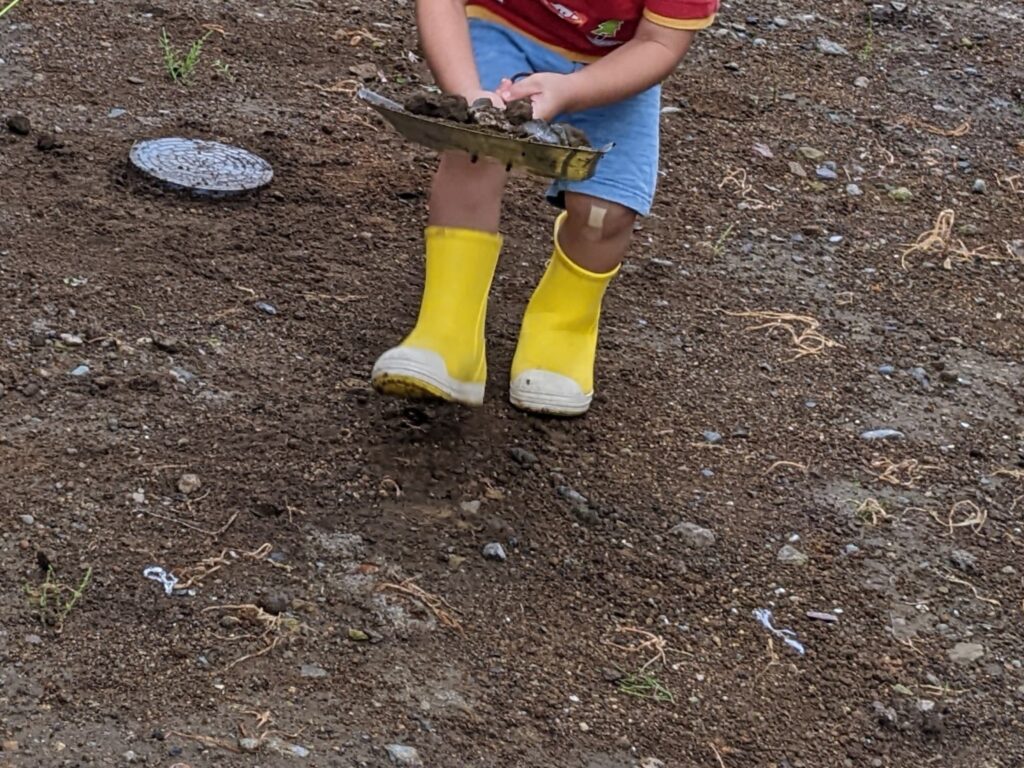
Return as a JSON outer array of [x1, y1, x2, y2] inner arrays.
[[160, 28, 214, 84], [0, 0, 24, 20], [26, 566, 93, 631]]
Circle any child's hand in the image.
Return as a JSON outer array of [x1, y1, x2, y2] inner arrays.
[[498, 73, 576, 121]]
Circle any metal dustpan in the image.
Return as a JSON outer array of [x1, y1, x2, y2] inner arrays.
[[358, 89, 612, 182]]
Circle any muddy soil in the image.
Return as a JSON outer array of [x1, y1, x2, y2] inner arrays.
[[1, 1, 1023, 767]]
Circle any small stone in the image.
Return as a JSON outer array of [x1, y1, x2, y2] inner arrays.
[[641, 760, 667, 768], [972, 179, 987, 194], [950, 549, 977, 572], [259, 591, 290, 615], [873, 701, 898, 728], [777, 545, 809, 565], [844, 543, 861, 556], [788, 161, 807, 178], [854, 76, 870, 88], [300, 663, 328, 678], [255, 301, 278, 316], [36, 134, 61, 151], [6, 114, 31, 135], [151, 333, 180, 353], [1, 740, 17, 753], [909, 366, 931, 390], [602, 667, 624, 682], [384, 744, 423, 767], [19, 514, 34, 525], [860, 428, 905, 441], [917, 699, 936, 712], [238, 737, 261, 753], [806, 611, 839, 623], [127, 76, 145, 85], [846, 183, 863, 196], [724, 61, 741, 72], [170, 367, 196, 384], [122, 750, 138, 763], [889, 187, 913, 202], [948, 642, 985, 664], [670, 522, 717, 548], [482, 542, 507, 562], [348, 628, 370, 642], [22, 382, 40, 397], [25, 633, 42, 645], [798, 146, 826, 161], [349, 63, 380, 82], [177, 473, 201, 495], [108, 107, 127, 118], [70, 364, 90, 377], [702, 430, 723, 444], [508, 447, 538, 466], [752, 142, 774, 159], [878, 364, 895, 375], [460, 500, 481, 514], [817, 37, 850, 56], [816, 165, 838, 180]]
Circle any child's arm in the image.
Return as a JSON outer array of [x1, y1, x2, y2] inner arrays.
[[499, 20, 695, 120], [416, 0, 503, 105]]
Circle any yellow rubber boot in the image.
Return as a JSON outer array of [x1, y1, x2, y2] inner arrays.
[[372, 227, 502, 406], [510, 214, 618, 416]]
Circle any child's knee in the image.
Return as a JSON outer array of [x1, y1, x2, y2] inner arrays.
[[563, 195, 636, 243], [436, 152, 507, 193]]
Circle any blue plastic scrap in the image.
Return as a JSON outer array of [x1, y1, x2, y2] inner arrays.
[[753, 608, 806, 655]]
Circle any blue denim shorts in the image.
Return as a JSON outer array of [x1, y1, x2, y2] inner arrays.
[[469, 18, 661, 216]]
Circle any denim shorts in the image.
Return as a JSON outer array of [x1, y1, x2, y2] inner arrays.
[[469, 18, 661, 216]]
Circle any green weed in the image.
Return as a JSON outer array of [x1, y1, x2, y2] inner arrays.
[[160, 28, 213, 84], [617, 672, 675, 704], [26, 566, 93, 630]]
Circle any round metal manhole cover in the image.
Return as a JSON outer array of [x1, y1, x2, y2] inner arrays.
[[128, 138, 273, 196]]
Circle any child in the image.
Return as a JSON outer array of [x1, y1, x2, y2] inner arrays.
[[372, 0, 718, 416]]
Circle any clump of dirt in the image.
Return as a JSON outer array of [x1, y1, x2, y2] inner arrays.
[[403, 91, 591, 148]]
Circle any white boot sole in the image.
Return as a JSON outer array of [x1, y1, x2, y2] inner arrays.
[[509, 370, 592, 416], [372, 347, 485, 406]]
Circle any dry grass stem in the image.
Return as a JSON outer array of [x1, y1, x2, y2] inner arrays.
[[604, 626, 672, 671], [718, 167, 769, 210], [896, 115, 971, 137], [202, 604, 309, 671], [899, 209, 998, 269], [767, 461, 809, 475], [870, 457, 935, 488], [723, 310, 842, 360], [378, 578, 462, 632], [928, 500, 987, 536], [850, 497, 891, 527], [939, 569, 1001, 608]]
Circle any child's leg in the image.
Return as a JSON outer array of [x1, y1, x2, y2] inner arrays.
[[372, 18, 531, 405], [510, 78, 661, 416]]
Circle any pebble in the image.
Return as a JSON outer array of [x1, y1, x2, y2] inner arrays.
[[70, 364, 90, 377], [238, 737, 261, 753], [972, 179, 987, 194], [788, 161, 807, 178], [1, 741, 17, 753], [798, 146, 825, 161], [846, 183, 863, 196], [259, 591, 290, 615], [703, 430, 723, 444], [854, 76, 870, 88], [641, 760, 667, 768], [255, 301, 278, 316], [860, 428, 905, 441], [108, 107, 127, 118], [817, 37, 850, 56], [36, 134, 61, 151], [170, 367, 196, 384], [843, 543, 860, 556], [25, 634, 42, 645], [127, 76, 145, 85], [59, 332, 83, 346], [385, 744, 423, 767], [482, 542, 507, 562], [348, 628, 370, 642], [123, 751, 139, 763], [816, 165, 838, 181], [300, 663, 328, 678], [20, 514, 34, 525], [6, 114, 31, 135], [177, 473, 202, 495], [670, 521, 717, 548], [909, 366, 931, 390], [948, 642, 985, 664], [777, 545, 809, 565], [950, 549, 977, 572], [878, 364, 895, 375], [508, 447, 538, 466], [889, 187, 913, 202]]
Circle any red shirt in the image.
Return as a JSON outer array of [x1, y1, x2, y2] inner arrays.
[[467, 0, 718, 60]]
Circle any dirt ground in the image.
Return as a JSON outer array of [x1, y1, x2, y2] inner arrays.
[[2, 0, 1024, 766]]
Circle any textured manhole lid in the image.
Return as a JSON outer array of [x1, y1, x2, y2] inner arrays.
[[128, 137, 273, 196]]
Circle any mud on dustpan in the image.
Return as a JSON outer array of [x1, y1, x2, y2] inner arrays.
[[358, 88, 613, 182]]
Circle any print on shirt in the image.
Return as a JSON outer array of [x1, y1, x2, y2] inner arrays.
[[540, 0, 589, 27], [588, 19, 624, 47]]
